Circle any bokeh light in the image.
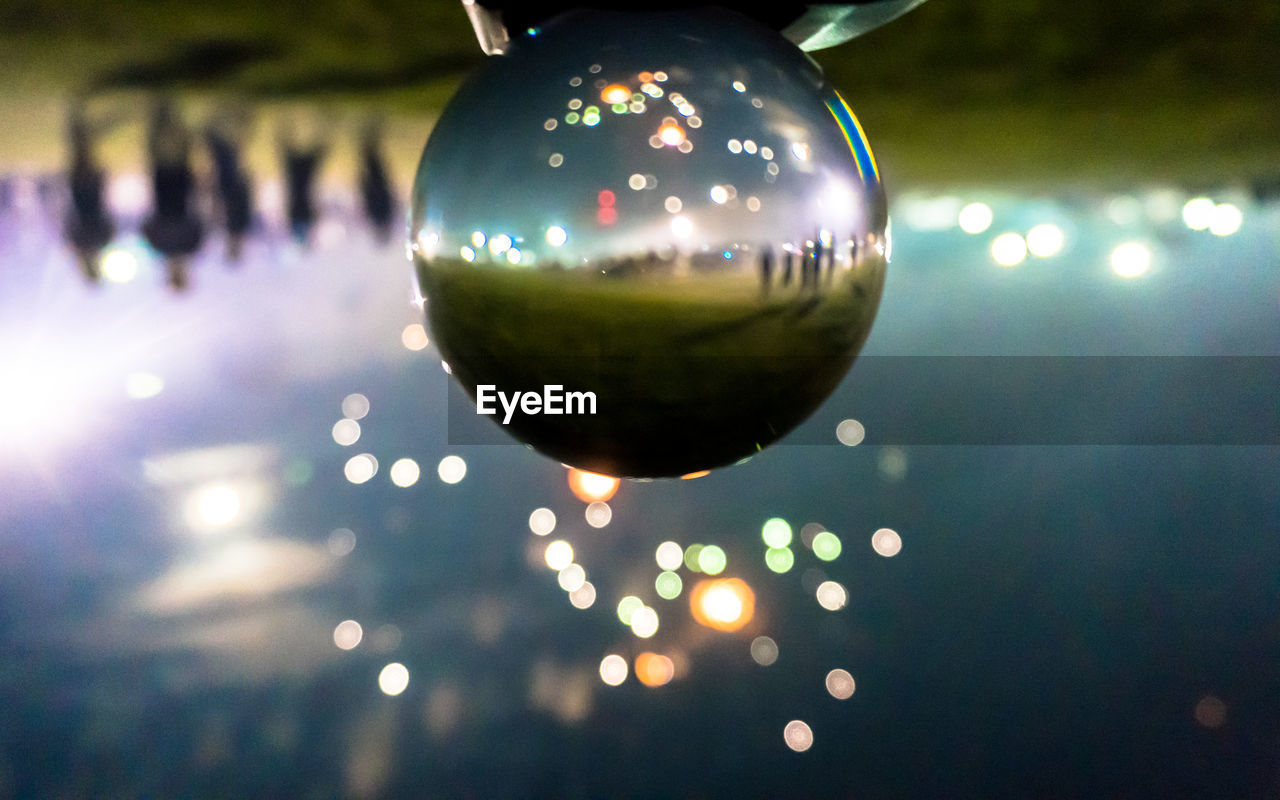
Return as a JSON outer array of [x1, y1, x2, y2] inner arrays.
[[345, 454, 378, 484], [341, 393, 370, 420], [585, 501, 612, 528], [100, 248, 138, 282], [1110, 242, 1152, 278], [401, 323, 429, 351], [437, 455, 467, 484], [762, 518, 792, 548], [331, 418, 360, 446], [750, 636, 779, 666], [816, 580, 848, 611], [835, 419, 865, 446], [630, 606, 659, 638], [389, 458, 420, 487], [958, 202, 993, 234], [557, 563, 586, 592], [690, 578, 755, 632], [529, 507, 557, 536], [697, 544, 727, 575], [378, 663, 410, 696], [333, 620, 363, 650], [544, 540, 574, 571], [569, 581, 597, 609], [765, 547, 794, 573], [1194, 695, 1227, 728], [635, 653, 675, 687], [783, 720, 813, 752], [812, 531, 842, 561], [991, 232, 1028, 267], [328, 528, 356, 557], [655, 541, 684, 571], [1025, 223, 1065, 257], [683, 544, 704, 572], [568, 468, 619, 502], [871, 527, 902, 557], [617, 596, 644, 625], [655, 570, 683, 600], [1209, 203, 1242, 236], [599, 654, 628, 686], [1182, 197, 1214, 230], [124, 372, 164, 400], [197, 486, 240, 525], [825, 668, 856, 699]]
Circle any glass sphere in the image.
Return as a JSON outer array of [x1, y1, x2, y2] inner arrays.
[[410, 7, 887, 478]]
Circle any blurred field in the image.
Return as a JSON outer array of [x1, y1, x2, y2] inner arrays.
[[1, 0, 1277, 186]]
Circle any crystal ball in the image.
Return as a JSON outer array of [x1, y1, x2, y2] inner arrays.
[[410, 7, 887, 478]]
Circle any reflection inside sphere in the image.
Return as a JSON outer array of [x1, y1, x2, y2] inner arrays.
[[411, 8, 888, 477]]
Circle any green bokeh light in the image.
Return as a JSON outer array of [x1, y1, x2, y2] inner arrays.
[[698, 545, 727, 575], [762, 517, 792, 548], [684, 544, 704, 572], [611, 103, 628, 114], [765, 546, 794, 573], [655, 571, 683, 599], [565, 111, 580, 124], [813, 531, 842, 561], [617, 595, 643, 625]]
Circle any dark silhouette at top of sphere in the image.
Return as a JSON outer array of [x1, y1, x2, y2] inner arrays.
[[279, 119, 329, 247], [358, 116, 396, 245], [143, 99, 203, 290], [63, 100, 120, 284], [204, 103, 254, 263]]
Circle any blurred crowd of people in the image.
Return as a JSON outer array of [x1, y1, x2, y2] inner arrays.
[[62, 96, 399, 290]]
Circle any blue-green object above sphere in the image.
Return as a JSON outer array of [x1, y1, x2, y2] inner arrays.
[[410, 7, 888, 478]]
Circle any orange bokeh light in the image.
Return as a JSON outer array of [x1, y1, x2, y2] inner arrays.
[[634, 652, 675, 687], [567, 468, 620, 503], [689, 578, 755, 632], [680, 470, 710, 480], [600, 83, 631, 104], [657, 122, 686, 147]]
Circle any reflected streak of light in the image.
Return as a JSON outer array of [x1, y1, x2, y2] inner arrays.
[[400, 323, 429, 351], [437, 455, 467, 484], [544, 540, 574, 571], [635, 653, 675, 687], [825, 668, 856, 699], [689, 578, 755, 632], [599, 654, 628, 686], [750, 636, 778, 666], [334, 620, 363, 650], [784, 720, 814, 752], [529, 507, 557, 536], [871, 527, 902, 557], [378, 663, 410, 696], [389, 458, 420, 487], [567, 468, 619, 502], [1111, 241, 1152, 278], [332, 418, 360, 446]]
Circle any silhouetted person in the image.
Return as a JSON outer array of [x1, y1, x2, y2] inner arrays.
[[782, 249, 795, 287], [358, 116, 395, 245], [759, 244, 774, 297], [143, 99, 203, 290], [64, 101, 118, 283], [811, 237, 825, 290], [205, 103, 254, 262], [279, 120, 328, 246]]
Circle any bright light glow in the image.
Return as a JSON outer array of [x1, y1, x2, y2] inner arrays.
[[1209, 203, 1243, 236], [585, 501, 612, 528], [1026, 223, 1065, 257], [991, 232, 1028, 267], [628, 173, 646, 191], [601, 83, 631, 104], [871, 527, 902, 557], [710, 185, 729, 204], [332, 418, 360, 446], [655, 570, 683, 599], [664, 196, 683, 213], [765, 547, 794, 573], [697, 545, 727, 575], [670, 215, 693, 238], [389, 458, 420, 487], [125, 372, 164, 399], [1111, 241, 1152, 278], [100, 248, 138, 282], [489, 234, 512, 255], [548, 153, 564, 168], [544, 540, 574, 571], [401, 323, 429, 351], [630, 606, 659, 638], [567, 468, 619, 502], [471, 231, 486, 248], [378, 663, 410, 696], [599, 654, 628, 686], [835, 418, 864, 446], [344, 454, 378, 484], [653, 71, 667, 82], [635, 653, 675, 687], [743, 140, 757, 155], [681, 470, 709, 480], [460, 245, 475, 262], [657, 122, 686, 146], [617, 596, 644, 625], [732, 80, 746, 92], [746, 196, 761, 212], [506, 248, 522, 264], [342, 393, 370, 420], [545, 225, 567, 247], [569, 581, 596, 609], [727, 139, 742, 154], [558, 563, 586, 592], [529, 507, 556, 536], [812, 531, 842, 561], [437, 455, 467, 484], [762, 518, 792, 548], [816, 580, 848, 611], [826, 668, 856, 699], [790, 142, 809, 161], [958, 202, 993, 234], [333, 619, 363, 650], [655, 541, 683, 571], [197, 486, 240, 526], [783, 720, 813, 752], [750, 636, 778, 666], [1182, 197, 1214, 230], [690, 578, 755, 632]]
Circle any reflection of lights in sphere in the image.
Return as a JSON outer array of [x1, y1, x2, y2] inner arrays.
[[690, 577, 755, 631], [411, 9, 887, 477], [568, 468, 620, 502]]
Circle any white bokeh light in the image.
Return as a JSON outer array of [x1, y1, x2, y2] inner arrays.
[[378, 662, 410, 696]]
